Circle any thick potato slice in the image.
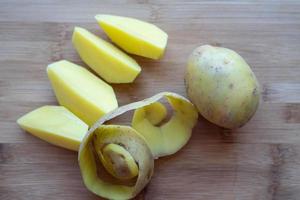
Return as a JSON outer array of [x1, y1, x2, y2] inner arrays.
[[132, 95, 198, 158], [47, 60, 118, 126], [17, 106, 88, 151], [95, 14, 168, 59], [79, 125, 154, 200], [185, 45, 260, 129], [72, 27, 141, 83]]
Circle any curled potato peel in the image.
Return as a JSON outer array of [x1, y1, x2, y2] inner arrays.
[[100, 143, 139, 180], [78, 92, 198, 199], [132, 93, 198, 158], [79, 125, 153, 200]]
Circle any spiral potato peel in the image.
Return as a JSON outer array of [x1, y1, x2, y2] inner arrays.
[[78, 92, 198, 199]]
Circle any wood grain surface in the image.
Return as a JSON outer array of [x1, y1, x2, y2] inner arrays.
[[1, 0, 300, 199]]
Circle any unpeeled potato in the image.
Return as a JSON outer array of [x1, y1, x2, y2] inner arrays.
[[185, 45, 260, 129]]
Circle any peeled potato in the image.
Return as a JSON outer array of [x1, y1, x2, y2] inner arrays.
[[72, 27, 141, 83], [47, 60, 118, 126], [17, 106, 88, 151], [95, 14, 168, 59], [185, 45, 260, 129]]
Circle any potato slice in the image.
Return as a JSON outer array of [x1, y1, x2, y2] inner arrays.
[[72, 27, 141, 83], [47, 60, 118, 126], [17, 106, 88, 151], [95, 14, 168, 59], [132, 94, 198, 158]]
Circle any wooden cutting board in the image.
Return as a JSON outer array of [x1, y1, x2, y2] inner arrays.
[[1, 1, 300, 199]]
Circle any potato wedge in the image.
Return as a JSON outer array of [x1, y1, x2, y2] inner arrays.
[[72, 27, 141, 83], [17, 106, 88, 151], [95, 14, 168, 59], [47, 60, 118, 125]]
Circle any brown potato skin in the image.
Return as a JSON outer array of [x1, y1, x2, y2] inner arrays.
[[185, 45, 260, 129]]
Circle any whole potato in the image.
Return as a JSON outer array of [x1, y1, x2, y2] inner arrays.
[[185, 45, 260, 129]]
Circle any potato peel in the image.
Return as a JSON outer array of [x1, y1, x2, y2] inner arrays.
[[78, 92, 198, 199], [79, 125, 153, 200], [132, 93, 198, 158]]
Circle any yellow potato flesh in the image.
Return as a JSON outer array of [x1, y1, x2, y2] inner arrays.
[[95, 14, 168, 59], [72, 27, 141, 83], [132, 95, 198, 158], [47, 60, 118, 126], [17, 106, 88, 151]]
